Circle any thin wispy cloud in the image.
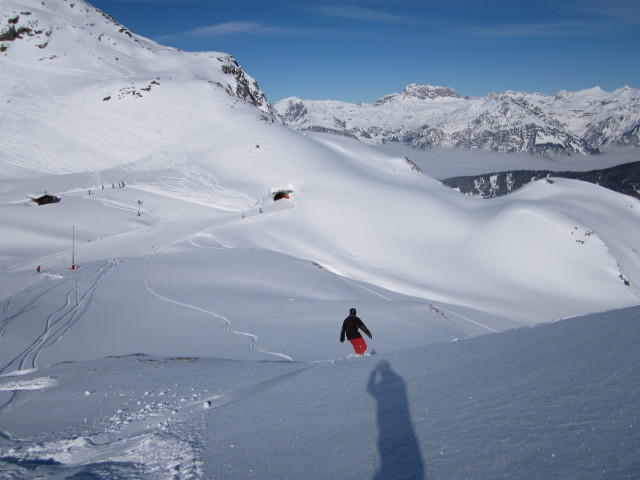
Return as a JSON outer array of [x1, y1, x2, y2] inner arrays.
[[189, 21, 264, 36], [561, 0, 640, 26], [304, 5, 422, 25], [458, 21, 607, 38], [156, 21, 335, 44], [189, 22, 333, 36]]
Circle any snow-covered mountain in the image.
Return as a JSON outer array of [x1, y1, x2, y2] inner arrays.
[[0, 0, 272, 116], [1, 2, 640, 477], [0, 0, 274, 177], [276, 83, 640, 156]]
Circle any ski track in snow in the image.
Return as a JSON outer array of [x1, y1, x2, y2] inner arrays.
[[0, 260, 117, 375], [0, 277, 71, 344], [336, 275, 392, 301], [143, 258, 293, 362], [0, 260, 117, 416], [433, 305, 499, 333], [187, 233, 225, 249], [132, 162, 255, 212], [0, 297, 11, 344]]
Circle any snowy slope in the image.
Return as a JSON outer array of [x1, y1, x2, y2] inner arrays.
[[1, 0, 640, 350], [1, 1, 639, 478], [0, 0, 273, 178], [276, 84, 640, 156], [1, 306, 638, 479]]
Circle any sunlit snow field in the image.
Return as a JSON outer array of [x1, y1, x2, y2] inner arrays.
[[1, 1, 639, 478]]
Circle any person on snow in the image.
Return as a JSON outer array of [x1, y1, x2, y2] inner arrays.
[[340, 308, 372, 355]]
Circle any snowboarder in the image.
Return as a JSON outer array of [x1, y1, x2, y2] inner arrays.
[[340, 307, 372, 355], [36, 265, 41, 273]]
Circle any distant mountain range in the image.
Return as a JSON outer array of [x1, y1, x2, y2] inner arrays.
[[275, 84, 640, 157]]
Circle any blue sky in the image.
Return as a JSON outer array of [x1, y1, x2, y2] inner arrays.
[[89, 0, 640, 103]]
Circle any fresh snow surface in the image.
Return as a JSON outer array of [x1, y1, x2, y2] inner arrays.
[[1, 1, 640, 478], [1, 307, 638, 479]]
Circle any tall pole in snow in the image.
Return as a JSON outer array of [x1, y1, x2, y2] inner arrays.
[[71, 225, 76, 270]]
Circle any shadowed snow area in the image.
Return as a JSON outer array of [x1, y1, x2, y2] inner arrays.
[[0, 307, 638, 479]]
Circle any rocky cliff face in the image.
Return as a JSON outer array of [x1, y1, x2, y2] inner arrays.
[[276, 84, 640, 156]]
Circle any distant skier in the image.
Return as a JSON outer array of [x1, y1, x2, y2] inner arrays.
[[340, 308, 372, 355]]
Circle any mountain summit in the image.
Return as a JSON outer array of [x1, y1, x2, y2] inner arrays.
[[376, 84, 459, 104], [276, 84, 640, 156]]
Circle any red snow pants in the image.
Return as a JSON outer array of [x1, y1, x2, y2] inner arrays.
[[349, 337, 367, 355]]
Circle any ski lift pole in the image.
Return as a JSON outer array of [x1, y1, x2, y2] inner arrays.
[[71, 225, 76, 270]]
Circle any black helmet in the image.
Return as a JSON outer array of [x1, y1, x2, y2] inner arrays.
[[349, 308, 356, 315]]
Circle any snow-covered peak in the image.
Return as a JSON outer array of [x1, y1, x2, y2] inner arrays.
[[0, 0, 279, 176], [376, 84, 460, 105], [403, 83, 459, 99], [0, 0, 274, 114], [1, 0, 161, 63]]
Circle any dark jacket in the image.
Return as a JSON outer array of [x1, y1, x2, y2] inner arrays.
[[340, 315, 371, 342]]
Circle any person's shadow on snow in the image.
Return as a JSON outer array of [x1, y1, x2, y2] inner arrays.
[[367, 360, 424, 480]]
